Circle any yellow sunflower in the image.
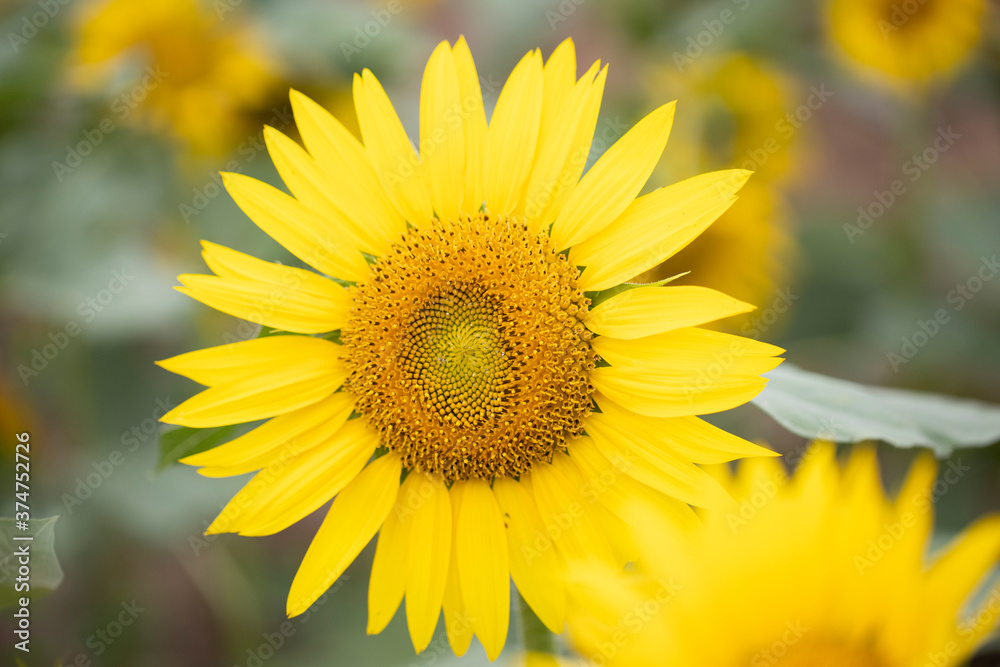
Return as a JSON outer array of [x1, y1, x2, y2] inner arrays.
[[71, 0, 279, 157], [566, 442, 1000, 667], [827, 0, 987, 82], [158, 38, 783, 659]]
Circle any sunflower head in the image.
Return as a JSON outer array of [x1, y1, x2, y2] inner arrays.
[[160, 37, 782, 660], [344, 211, 597, 482], [827, 0, 987, 83], [566, 442, 1000, 667], [71, 0, 279, 156]]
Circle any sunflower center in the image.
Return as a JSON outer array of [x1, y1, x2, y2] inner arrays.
[[401, 282, 509, 429], [343, 212, 596, 482]]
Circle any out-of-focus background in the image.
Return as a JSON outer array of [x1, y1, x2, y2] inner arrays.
[[1, 0, 999, 664]]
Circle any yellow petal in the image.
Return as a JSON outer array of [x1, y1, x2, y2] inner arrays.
[[591, 393, 776, 465], [539, 38, 578, 144], [927, 514, 1000, 627], [590, 328, 782, 418], [289, 89, 405, 251], [264, 125, 392, 255], [483, 49, 543, 216], [574, 414, 730, 508], [442, 483, 475, 656], [586, 286, 755, 340], [160, 340, 347, 428], [572, 169, 752, 292], [451, 37, 487, 214], [493, 477, 567, 633], [531, 452, 618, 568], [182, 391, 355, 472], [402, 471, 452, 653], [592, 369, 768, 419], [592, 327, 783, 368], [221, 172, 369, 282], [525, 62, 606, 234], [287, 452, 402, 617], [420, 41, 465, 222], [456, 479, 510, 661], [550, 102, 675, 251], [207, 418, 379, 536], [157, 335, 340, 387], [354, 69, 434, 225], [177, 260, 349, 334], [567, 436, 704, 530], [368, 485, 411, 635]]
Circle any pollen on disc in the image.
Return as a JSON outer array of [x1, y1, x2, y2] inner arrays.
[[342, 212, 596, 482]]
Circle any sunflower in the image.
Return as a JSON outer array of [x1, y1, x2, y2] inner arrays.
[[827, 0, 986, 82], [566, 442, 1000, 667], [159, 38, 782, 660], [71, 0, 279, 157]]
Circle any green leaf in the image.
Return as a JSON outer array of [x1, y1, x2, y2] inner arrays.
[[751, 363, 1000, 457], [156, 424, 239, 470], [0, 517, 63, 609]]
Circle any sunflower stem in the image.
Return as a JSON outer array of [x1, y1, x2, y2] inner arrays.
[[517, 589, 555, 655]]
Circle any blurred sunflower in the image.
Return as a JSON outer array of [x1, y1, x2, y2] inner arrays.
[[827, 0, 986, 82], [71, 0, 279, 157], [159, 38, 783, 659], [567, 442, 1000, 667], [638, 54, 797, 318]]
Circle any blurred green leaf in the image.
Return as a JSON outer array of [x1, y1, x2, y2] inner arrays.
[[752, 363, 1000, 456], [157, 424, 239, 470], [0, 516, 63, 609]]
